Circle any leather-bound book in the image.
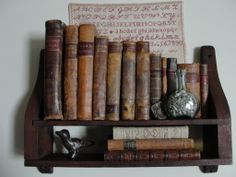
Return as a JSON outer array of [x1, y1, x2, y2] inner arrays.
[[178, 63, 201, 118], [93, 36, 108, 120], [63, 25, 78, 120], [106, 41, 123, 121], [44, 19, 64, 120], [136, 41, 150, 120], [150, 53, 162, 105], [167, 58, 177, 97], [107, 138, 194, 151], [121, 41, 136, 120], [200, 64, 208, 118], [161, 57, 167, 98], [77, 24, 96, 120], [104, 149, 200, 161], [113, 126, 189, 139]]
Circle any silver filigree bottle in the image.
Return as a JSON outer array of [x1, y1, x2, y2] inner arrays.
[[165, 69, 199, 118]]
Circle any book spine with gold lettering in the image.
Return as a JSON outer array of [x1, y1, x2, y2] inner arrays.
[[63, 25, 78, 120], [93, 36, 108, 120], [106, 42, 123, 121], [44, 19, 64, 120], [77, 24, 96, 120], [135, 41, 150, 120], [121, 41, 136, 120], [178, 63, 201, 118]]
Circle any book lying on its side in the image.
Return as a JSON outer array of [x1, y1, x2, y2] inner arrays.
[[104, 149, 201, 161], [107, 138, 194, 151], [113, 126, 189, 139]]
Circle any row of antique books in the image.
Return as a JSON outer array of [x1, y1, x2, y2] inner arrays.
[[43, 19, 208, 121], [104, 126, 201, 161]]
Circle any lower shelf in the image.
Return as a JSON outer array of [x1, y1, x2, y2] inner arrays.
[[25, 154, 232, 167]]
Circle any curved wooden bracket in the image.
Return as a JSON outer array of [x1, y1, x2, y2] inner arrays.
[[200, 46, 231, 119]]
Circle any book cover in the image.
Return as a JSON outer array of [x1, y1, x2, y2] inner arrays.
[[113, 126, 189, 139], [107, 138, 194, 151], [77, 24, 96, 120], [93, 36, 109, 120], [44, 19, 64, 120], [63, 25, 78, 120], [135, 41, 150, 120], [121, 41, 136, 120], [106, 41, 123, 121]]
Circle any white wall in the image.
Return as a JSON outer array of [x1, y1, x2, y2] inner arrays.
[[0, 0, 235, 176]]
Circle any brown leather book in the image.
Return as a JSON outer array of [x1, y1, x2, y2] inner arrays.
[[107, 138, 194, 151], [104, 149, 200, 161], [93, 36, 109, 120], [77, 24, 96, 120], [200, 64, 208, 118], [167, 58, 177, 97], [44, 20, 64, 120], [161, 57, 167, 98], [178, 63, 201, 118], [136, 41, 150, 120], [106, 41, 123, 121], [121, 41, 136, 120], [150, 53, 162, 106], [63, 25, 78, 120]]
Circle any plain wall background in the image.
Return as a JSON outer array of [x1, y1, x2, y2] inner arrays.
[[0, 0, 235, 176]]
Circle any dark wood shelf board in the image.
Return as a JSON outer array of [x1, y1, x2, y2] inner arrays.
[[25, 154, 232, 168], [33, 119, 230, 126]]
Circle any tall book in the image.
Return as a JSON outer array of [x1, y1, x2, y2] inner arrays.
[[77, 24, 96, 120], [63, 25, 78, 120], [167, 58, 177, 97], [107, 138, 194, 151], [44, 19, 64, 120], [106, 41, 123, 121], [113, 126, 189, 139], [93, 36, 108, 120], [150, 53, 162, 105], [178, 63, 201, 118], [136, 41, 150, 120], [104, 149, 201, 161], [121, 41, 136, 120], [161, 57, 167, 98], [200, 64, 209, 118]]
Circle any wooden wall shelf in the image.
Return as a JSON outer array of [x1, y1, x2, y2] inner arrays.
[[24, 46, 232, 174]]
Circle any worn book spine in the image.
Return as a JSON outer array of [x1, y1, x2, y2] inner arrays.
[[104, 149, 200, 161], [63, 25, 78, 120], [167, 58, 177, 97], [161, 57, 167, 98], [77, 24, 96, 120], [121, 41, 136, 120], [93, 36, 108, 120], [150, 53, 162, 105], [200, 64, 208, 118], [107, 138, 194, 151], [136, 41, 150, 120], [106, 42, 123, 121], [113, 126, 189, 139], [178, 63, 201, 118], [44, 20, 64, 120]]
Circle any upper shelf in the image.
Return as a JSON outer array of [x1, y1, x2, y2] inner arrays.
[[33, 118, 230, 126]]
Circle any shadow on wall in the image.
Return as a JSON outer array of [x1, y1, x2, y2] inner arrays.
[[13, 36, 44, 155]]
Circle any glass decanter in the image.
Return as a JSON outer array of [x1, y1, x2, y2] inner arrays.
[[165, 69, 199, 118]]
